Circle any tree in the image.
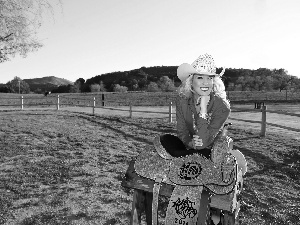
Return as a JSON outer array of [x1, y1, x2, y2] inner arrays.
[[147, 82, 160, 92], [244, 76, 255, 91], [289, 76, 300, 90], [51, 84, 71, 93], [0, 84, 10, 93], [75, 78, 85, 84], [138, 78, 148, 90], [272, 69, 290, 91], [264, 76, 274, 91], [81, 83, 91, 92], [235, 76, 246, 91], [89, 82, 106, 92], [99, 80, 106, 92], [69, 84, 80, 93], [90, 84, 101, 92], [71, 78, 86, 93], [128, 79, 139, 91], [6, 76, 30, 93], [226, 82, 235, 91], [35, 88, 43, 94], [252, 68, 273, 91], [292, 78, 300, 90], [0, 0, 61, 63], [254, 76, 264, 91], [113, 84, 128, 92], [157, 76, 175, 92]]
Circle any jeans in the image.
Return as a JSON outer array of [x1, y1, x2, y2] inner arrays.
[[159, 134, 212, 159]]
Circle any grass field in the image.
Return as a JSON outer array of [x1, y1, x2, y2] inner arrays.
[[0, 110, 299, 224], [58, 102, 300, 140]]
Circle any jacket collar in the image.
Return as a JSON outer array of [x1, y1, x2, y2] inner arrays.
[[188, 92, 215, 114]]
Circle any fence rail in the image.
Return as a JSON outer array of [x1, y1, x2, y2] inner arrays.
[[1, 94, 300, 136], [0, 95, 175, 122]]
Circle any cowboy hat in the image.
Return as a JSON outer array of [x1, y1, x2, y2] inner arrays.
[[177, 53, 225, 82]]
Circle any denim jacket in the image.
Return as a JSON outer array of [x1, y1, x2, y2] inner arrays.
[[176, 92, 230, 149]]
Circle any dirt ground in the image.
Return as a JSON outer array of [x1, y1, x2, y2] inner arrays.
[[0, 110, 299, 225]]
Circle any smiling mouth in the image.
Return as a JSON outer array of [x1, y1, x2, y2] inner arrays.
[[200, 87, 209, 91]]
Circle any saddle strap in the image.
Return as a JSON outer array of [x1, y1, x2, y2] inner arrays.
[[152, 176, 163, 225], [197, 189, 210, 225], [165, 185, 204, 225]]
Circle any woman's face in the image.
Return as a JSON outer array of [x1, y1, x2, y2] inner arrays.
[[192, 74, 214, 96]]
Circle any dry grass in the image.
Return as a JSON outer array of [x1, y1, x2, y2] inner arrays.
[[0, 110, 299, 225]]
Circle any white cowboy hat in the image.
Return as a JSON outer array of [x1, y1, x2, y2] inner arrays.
[[177, 53, 225, 82]]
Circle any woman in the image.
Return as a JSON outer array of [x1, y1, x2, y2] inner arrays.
[[151, 54, 245, 224], [159, 54, 230, 159]]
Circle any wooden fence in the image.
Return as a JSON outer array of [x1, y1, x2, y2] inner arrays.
[[0, 95, 174, 121], [229, 105, 300, 136], [1, 95, 300, 137]]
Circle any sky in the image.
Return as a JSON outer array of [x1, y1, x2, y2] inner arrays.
[[1, 0, 300, 84]]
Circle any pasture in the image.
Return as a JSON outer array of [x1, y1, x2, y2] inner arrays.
[[0, 109, 299, 225], [54, 103, 300, 141]]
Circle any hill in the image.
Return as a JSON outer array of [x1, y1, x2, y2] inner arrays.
[[24, 76, 73, 93], [83, 66, 299, 92], [85, 66, 180, 91]]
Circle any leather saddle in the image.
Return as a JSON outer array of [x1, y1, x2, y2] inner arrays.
[[133, 132, 238, 225], [134, 134, 237, 195]]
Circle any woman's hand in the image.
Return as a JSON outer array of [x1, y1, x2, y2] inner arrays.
[[188, 135, 203, 149]]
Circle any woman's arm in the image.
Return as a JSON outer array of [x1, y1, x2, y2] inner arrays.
[[176, 96, 192, 147], [195, 99, 230, 149]]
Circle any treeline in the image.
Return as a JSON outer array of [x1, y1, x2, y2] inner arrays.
[[51, 67, 300, 93], [1, 66, 300, 94], [224, 68, 300, 92], [51, 66, 179, 93], [0, 77, 31, 94]]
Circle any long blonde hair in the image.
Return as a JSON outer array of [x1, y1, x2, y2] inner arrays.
[[178, 74, 230, 106]]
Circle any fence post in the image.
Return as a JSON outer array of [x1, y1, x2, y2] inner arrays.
[[260, 105, 267, 137], [57, 95, 60, 110], [129, 103, 132, 118], [169, 101, 173, 123], [21, 96, 23, 110], [93, 97, 95, 115], [102, 94, 105, 107]]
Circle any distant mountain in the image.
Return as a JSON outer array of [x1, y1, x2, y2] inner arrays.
[[24, 76, 73, 92]]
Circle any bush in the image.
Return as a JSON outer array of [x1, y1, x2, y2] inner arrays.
[[147, 82, 161, 92], [113, 84, 128, 92], [90, 84, 101, 92], [158, 76, 176, 92]]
